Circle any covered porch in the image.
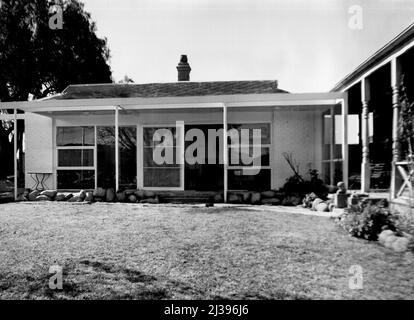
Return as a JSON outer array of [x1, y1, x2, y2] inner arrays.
[[1, 91, 347, 202]]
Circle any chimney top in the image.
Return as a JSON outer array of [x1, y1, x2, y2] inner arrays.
[[177, 55, 191, 81]]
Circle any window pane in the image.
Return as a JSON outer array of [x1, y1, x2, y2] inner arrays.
[[57, 127, 94, 146], [58, 149, 94, 167], [228, 168, 270, 191], [143, 127, 177, 147], [97, 126, 115, 188], [57, 170, 95, 189], [144, 147, 179, 167], [143, 168, 180, 187], [119, 127, 137, 189], [228, 123, 271, 144], [229, 147, 270, 166]]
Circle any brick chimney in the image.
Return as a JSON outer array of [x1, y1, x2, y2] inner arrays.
[[176, 55, 191, 81]]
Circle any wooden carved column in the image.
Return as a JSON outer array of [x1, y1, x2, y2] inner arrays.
[[390, 57, 401, 199], [361, 78, 371, 193]]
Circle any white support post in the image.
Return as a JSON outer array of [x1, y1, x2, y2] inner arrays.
[[223, 104, 228, 203], [329, 106, 335, 185], [115, 106, 119, 191], [94, 126, 98, 190], [361, 77, 371, 193], [390, 57, 401, 199], [341, 94, 349, 188], [14, 108, 17, 200]]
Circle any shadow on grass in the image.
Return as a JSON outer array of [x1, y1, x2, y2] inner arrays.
[[0, 259, 311, 300]]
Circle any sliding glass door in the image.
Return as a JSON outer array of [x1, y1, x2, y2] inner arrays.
[[142, 124, 184, 190]]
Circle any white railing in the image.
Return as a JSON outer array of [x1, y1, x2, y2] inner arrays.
[[394, 161, 414, 199]]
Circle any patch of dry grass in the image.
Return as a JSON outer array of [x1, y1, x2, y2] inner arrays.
[[0, 202, 413, 300]]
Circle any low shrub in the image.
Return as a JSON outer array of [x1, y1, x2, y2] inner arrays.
[[337, 201, 397, 240]]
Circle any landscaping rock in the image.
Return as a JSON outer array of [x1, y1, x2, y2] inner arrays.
[[316, 202, 329, 212], [250, 192, 261, 205], [261, 198, 281, 205], [40, 190, 57, 200], [240, 192, 251, 203], [144, 190, 155, 198], [55, 193, 67, 202], [68, 195, 83, 202], [261, 190, 276, 199], [391, 237, 409, 252], [64, 193, 74, 201], [283, 195, 302, 206], [85, 192, 94, 202], [135, 190, 145, 199], [378, 230, 394, 245], [228, 194, 241, 204], [140, 197, 159, 204], [79, 190, 86, 201], [302, 192, 318, 208], [213, 193, 224, 203], [28, 190, 41, 201], [16, 194, 28, 202], [93, 187, 106, 198], [105, 188, 115, 202], [311, 198, 324, 211], [116, 191, 126, 202], [384, 235, 399, 249], [128, 194, 137, 203], [36, 195, 51, 201]]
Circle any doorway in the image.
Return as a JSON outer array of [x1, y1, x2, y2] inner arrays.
[[184, 124, 223, 191]]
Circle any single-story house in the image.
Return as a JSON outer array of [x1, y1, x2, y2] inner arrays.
[[2, 22, 413, 206], [0, 55, 347, 201]]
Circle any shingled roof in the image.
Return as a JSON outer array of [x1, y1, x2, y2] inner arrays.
[[51, 80, 287, 100]]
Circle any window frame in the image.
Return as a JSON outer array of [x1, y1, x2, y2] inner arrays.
[[56, 126, 97, 190], [141, 123, 185, 191], [227, 122, 272, 191]]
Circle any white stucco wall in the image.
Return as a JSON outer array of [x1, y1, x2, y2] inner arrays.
[[272, 110, 323, 189], [25, 107, 326, 191], [24, 112, 54, 189]]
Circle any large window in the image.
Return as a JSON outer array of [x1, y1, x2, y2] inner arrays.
[[143, 126, 182, 188], [56, 126, 137, 190], [227, 123, 271, 191], [56, 126, 95, 189]]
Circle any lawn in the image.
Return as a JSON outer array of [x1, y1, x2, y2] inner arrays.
[[0, 202, 413, 300]]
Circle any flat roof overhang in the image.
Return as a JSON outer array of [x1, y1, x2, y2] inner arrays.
[[0, 92, 344, 114]]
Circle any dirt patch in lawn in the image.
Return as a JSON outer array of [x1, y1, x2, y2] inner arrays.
[[0, 202, 413, 299]]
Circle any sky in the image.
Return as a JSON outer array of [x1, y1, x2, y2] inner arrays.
[[81, 0, 414, 93]]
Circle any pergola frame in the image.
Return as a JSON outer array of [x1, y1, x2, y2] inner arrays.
[[1, 91, 345, 201]]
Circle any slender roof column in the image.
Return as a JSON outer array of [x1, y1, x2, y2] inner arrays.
[[390, 57, 402, 199], [115, 106, 120, 192], [361, 78, 371, 193], [341, 94, 349, 188], [14, 108, 17, 200], [223, 104, 228, 203]]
